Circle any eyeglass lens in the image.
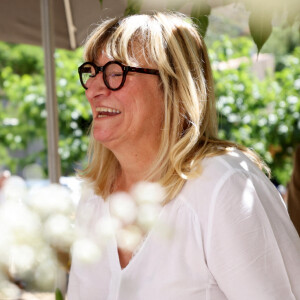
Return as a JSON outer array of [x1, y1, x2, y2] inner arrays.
[[81, 63, 124, 90]]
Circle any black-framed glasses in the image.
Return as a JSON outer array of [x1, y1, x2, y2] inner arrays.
[[78, 61, 160, 91]]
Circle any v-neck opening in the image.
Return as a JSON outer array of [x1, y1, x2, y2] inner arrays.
[[111, 203, 167, 273], [106, 181, 189, 274]]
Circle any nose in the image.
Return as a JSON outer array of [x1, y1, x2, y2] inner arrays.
[[85, 72, 110, 99]]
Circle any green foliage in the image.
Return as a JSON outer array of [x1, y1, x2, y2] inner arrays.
[[54, 49, 91, 174], [210, 36, 300, 185], [124, 0, 143, 16], [208, 35, 254, 62], [0, 42, 43, 76], [190, 0, 211, 38], [260, 24, 300, 63], [1, 35, 299, 185], [55, 288, 64, 300], [0, 42, 91, 176]]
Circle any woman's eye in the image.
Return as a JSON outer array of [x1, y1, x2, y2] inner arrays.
[[111, 73, 122, 77]]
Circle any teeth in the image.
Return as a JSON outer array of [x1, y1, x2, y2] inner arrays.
[[96, 107, 120, 114]]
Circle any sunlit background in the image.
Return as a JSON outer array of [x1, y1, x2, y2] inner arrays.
[[0, 0, 299, 298]]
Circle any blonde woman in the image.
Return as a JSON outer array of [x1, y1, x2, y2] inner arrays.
[[68, 12, 300, 300]]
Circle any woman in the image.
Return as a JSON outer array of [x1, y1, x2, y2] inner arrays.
[[68, 12, 300, 300]]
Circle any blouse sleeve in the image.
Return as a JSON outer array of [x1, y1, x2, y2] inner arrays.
[[206, 170, 300, 300]]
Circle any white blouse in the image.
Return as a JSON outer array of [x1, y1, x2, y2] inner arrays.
[[67, 150, 300, 300]]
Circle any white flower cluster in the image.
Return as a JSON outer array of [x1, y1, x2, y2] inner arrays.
[[72, 181, 166, 265], [110, 182, 165, 251], [0, 176, 76, 298], [0, 177, 167, 298]]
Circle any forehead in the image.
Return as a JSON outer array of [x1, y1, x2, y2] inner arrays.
[[95, 50, 113, 65], [95, 45, 156, 69]]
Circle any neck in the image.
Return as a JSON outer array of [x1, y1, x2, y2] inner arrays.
[[111, 144, 160, 193]]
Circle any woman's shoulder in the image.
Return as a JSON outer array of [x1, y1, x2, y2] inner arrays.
[[78, 181, 104, 203], [188, 149, 265, 189], [177, 149, 287, 243], [179, 149, 277, 215], [201, 149, 261, 176]]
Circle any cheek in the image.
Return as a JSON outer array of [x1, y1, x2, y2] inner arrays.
[[153, 89, 165, 119], [122, 76, 165, 123], [85, 90, 91, 103], [157, 102, 165, 129], [86, 93, 93, 110], [146, 98, 164, 132]]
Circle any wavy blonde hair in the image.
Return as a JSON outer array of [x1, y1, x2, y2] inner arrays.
[[80, 11, 269, 203]]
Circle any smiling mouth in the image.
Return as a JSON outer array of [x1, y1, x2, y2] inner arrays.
[[95, 107, 121, 119]]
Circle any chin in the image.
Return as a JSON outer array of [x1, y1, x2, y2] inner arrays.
[[93, 130, 110, 143], [93, 131, 119, 150]]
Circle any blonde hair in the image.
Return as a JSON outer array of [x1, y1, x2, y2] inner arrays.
[[80, 11, 269, 203]]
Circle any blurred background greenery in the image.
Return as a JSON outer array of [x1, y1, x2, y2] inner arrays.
[[0, 9, 299, 187]]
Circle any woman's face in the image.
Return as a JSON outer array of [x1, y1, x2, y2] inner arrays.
[[85, 52, 164, 154]]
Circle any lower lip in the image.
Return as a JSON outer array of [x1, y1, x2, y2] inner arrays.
[[95, 113, 121, 119]]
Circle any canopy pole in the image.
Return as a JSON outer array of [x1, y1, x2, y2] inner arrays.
[[40, 0, 61, 184], [63, 0, 77, 49]]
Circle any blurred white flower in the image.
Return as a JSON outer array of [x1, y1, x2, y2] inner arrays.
[[136, 203, 162, 232], [294, 78, 300, 90], [131, 181, 165, 204], [253, 142, 265, 152], [2, 176, 27, 202], [34, 258, 57, 290], [0, 280, 21, 300], [27, 184, 74, 219], [0, 202, 42, 245], [44, 214, 75, 252], [95, 216, 121, 243], [287, 95, 298, 105], [278, 124, 289, 134], [72, 238, 102, 265], [0, 178, 77, 290], [0, 174, 168, 291], [116, 225, 143, 252], [109, 192, 137, 225], [268, 113, 278, 124], [35, 244, 56, 265], [258, 117, 267, 127], [9, 244, 36, 279], [0, 232, 11, 268], [103, 182, 166, 251]]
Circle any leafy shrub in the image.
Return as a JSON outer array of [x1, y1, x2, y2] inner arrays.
[[0, 42, 90, 176], [211, 36, 300, 185], [0, 37, 299, 185]]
